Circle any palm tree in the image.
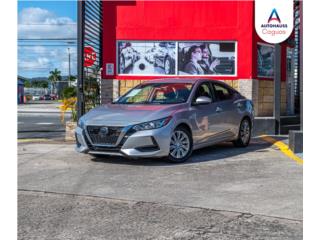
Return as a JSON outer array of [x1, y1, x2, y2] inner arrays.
[[48, 68, 61, 94]]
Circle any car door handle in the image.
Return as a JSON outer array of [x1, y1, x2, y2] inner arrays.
[[216, 107, 223, 113]]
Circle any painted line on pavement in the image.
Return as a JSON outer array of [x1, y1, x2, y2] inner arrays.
[[260, 135, 303, 165], [18, 138, 50, 143], [36, 123, 54, 125]]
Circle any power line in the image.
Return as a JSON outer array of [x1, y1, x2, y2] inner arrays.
[[19, 23, 76, 25], [18, 38, 77, 41], [18, 45, 77, 47]]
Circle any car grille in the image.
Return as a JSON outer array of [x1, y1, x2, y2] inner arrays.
[[86, 126, 123, 145]]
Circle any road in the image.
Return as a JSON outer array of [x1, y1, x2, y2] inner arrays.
[[18, 138, 303, 239], [18, 101, 71, 139]]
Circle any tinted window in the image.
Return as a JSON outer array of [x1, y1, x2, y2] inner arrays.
[[213, 83, 234, 101], [117, 83, 193, 104], [193, 83, 213, 103]]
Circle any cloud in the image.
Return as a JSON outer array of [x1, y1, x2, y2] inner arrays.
[[18, 46, 77, 77], [18, 7, 76, 39], [18, 7, 77, 77]]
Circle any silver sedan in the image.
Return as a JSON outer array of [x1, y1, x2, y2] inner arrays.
[[75, 78, 254, 163]]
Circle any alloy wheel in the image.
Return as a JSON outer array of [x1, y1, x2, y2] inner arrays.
[[240, 119, 250, 144], [169, 130, 190, 159]]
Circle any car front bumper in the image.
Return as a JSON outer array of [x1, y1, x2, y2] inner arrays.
[[75, 120, 174, 158]]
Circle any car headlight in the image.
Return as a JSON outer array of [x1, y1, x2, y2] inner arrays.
[[132, 116, 172, 131], [77, 118, 85, 129]]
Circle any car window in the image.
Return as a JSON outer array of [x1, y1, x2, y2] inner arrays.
[[117, 83, 193, 104], [212, 83, 234, 101], [193, 83, 213, 103]]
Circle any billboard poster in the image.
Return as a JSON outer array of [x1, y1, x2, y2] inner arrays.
[[257, 44, 274, 77], [178, 42, 236, 75], [118, 41, 176, 75]]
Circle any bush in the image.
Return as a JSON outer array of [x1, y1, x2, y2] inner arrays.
[[62, 87, 77, 99], [59, 97, 77, 123]]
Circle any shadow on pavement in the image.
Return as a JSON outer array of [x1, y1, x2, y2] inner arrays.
[[90, 136, 287, 166]]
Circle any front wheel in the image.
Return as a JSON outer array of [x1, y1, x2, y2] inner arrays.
[[233, 118, 251, 147], [168, 127, 193, 163]]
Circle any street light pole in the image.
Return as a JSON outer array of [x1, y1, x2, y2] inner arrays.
[[68, 47, 71, 87]]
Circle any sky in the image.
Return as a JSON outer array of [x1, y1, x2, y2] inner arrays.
[[18, 0, 77, 78]]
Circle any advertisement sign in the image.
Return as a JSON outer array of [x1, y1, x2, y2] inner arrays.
[[255, 0, 293, 44], [117, 41, 236, 76], [178, 42, 236, 75], [84, 46, 97, 67], [118, 41, 176, 75], [257, 44, 274, 78]]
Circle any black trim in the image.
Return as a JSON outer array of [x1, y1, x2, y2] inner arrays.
[[135, 136, 160, 152]]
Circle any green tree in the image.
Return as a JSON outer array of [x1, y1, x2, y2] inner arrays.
[[24, 80, 31, 88], [31, 80, 40, 88], [48, 68, 61, 94], [40, 81, 49, 89], [62, 86, 77, 99], [69, 75, 76, 82]]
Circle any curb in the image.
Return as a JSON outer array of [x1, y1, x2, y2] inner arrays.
[[259, 135, 303, 165]]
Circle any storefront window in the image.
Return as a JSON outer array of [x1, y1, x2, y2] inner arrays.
[[117, 41, 237, 76], [257, 43, 275, 78]]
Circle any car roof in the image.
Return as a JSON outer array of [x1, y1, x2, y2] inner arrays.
[[140, 78, 224, 84]]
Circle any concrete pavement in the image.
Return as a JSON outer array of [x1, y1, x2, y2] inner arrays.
[[18, 137, 303, 239], [19, 190, 302, 240]]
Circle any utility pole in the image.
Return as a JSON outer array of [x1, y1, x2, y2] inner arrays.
[[68, 47, 71, 87], [77, 0, 85, 119], [274, 44, 281, 135]]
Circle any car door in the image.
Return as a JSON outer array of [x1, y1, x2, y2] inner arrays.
[[190, 82, 226, 145], [211, 82, 240, 139]]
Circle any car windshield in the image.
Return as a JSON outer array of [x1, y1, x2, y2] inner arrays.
[[116, 82, 193, 104]]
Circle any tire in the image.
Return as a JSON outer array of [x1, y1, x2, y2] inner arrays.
[[233, 118, 251, 147], [164, 57, 171, 74], [168, 126, 193, 163]]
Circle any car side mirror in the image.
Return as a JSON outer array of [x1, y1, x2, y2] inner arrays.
[[194, 96, 212, 105]]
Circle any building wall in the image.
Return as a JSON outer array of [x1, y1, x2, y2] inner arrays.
[[102, 0, 254, 80], [101, 1, 289, 117]]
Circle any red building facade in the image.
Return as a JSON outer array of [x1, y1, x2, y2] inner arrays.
[[101, 1, 294, 117]]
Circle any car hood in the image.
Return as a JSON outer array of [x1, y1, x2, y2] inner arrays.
[[82, 103, 187, 126]]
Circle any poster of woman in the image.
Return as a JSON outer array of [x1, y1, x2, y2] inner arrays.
[[178, 42, 236, 75]]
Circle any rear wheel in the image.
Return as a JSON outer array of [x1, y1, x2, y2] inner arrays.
[[233, 118, 251, 147], [168, 127, 193, 163]]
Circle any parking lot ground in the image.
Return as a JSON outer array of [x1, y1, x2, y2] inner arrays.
[[18, 137, 303, 239]]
